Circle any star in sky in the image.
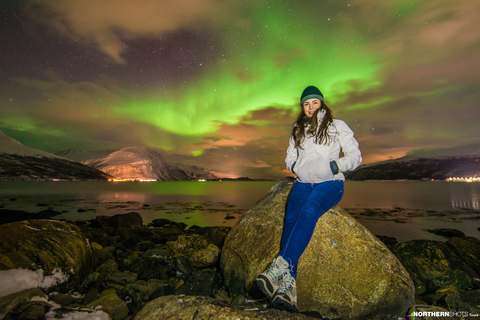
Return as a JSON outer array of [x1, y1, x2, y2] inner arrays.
[[1, 0, 480, 179]]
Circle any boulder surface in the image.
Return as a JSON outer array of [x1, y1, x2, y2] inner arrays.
[[0, 220, 94, 285], [391, 240, 479, 291], [220, 177, 415, 319], [135, 294, 320, 320]]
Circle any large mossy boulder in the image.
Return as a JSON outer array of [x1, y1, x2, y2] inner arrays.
[[391, 240, 479, 292], [135, 295, 320, 320], [0, 220, 94, 285], [166, 234, 221, 268], [220, 177, 415, 319]]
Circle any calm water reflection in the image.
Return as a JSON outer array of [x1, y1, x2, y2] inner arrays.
[[341, 180, 480, 211], [1, 180, 479, 241]]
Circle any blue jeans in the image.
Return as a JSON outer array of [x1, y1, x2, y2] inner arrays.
[[279, 180, 344, 279]]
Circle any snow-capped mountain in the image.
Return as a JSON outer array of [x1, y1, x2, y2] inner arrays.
[[345, 143, 480, 181], [55, 148, 115, 162], [0, 130, 63, 158], [81, 146, 218, 181], [0, 131, 112, 181]]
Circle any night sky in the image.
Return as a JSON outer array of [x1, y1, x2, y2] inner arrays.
[[1, 0, 480, 179]]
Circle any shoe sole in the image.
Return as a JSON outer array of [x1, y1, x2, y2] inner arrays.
[[254, 275, 276, 299], [271, 294, 299, 313]]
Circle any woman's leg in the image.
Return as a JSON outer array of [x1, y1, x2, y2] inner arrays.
[[280, 182, 313, 249], [279, 180, 344, 278]]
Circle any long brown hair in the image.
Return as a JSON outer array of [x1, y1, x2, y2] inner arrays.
[[292, 102, 334, 148]]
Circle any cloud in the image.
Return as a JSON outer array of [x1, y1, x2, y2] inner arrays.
[[166, 107, 295, 179], [30, 0, 256, 63]]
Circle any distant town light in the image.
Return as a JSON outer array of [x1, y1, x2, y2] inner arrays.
[[446, 177, 479, 182], [108, 178, 157, 182]]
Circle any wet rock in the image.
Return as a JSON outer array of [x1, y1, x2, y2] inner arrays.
[[48, 292, 79, 306], [86, 289, 129, 320], [47, 306, 111, 319], [149, 226, 186, 243], [91, 215, 112, 229], [136, 240, 155, 251], [116, 251, 140, 270], [0, 209, 31, 225], [80, 227, 113, 248], [132, 254, 171, 280], [391, 240, 478, 292], [91, 241, 103, 251], [35, 209, 62, 219], [422, 293, 444, 306], [187, 226, 231, 249], [96, 259, 119, 277], [167, 234, 221, 268], [112, 228, 157, 250], [81, 272, 104, 293], [376, 235, 399, 249], [3, 300, 53, 320], [425, 228, 465, 238], [120, 285, 144, 314], [148, 279, 176, 299], [447, 236, 480, 276], [406, 305, 451, 320], [108, 212, 143, 229], [134, 295, 320, 320], [0, 288, 46, 319], [444, 290, 480, 314], [149, 218, 187, 230], [172, 256, 195, 280], [221, 177, 414, 320], [83, 287, 100, 305], [435, 286, 458, 296], [175, 269, 223, 297], [0, 209, 61, 225], [92, 245, 116, 264], [128, 282, 156, 301], [106, 271, 138, 286], [225, 213, 235, 220], [0, 220, 94, 286]]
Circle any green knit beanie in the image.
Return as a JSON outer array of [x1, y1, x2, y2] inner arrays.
[[300, 86, 325, 106]]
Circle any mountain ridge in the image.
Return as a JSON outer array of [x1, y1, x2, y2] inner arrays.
[[80, 146, 219, 181], [0, 130, 65, 159], [0, 131, 112, 181], [2, 130, 479, 181], [345, 155, 480, 181]]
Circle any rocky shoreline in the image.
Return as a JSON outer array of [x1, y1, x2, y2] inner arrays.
[[1, 189, 480, 319]]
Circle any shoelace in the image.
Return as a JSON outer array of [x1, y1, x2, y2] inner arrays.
[[267, 259, 288, 280], [278, 273, 295, 293]]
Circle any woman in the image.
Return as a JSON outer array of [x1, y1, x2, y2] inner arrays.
[[255, 85, 362, 312]]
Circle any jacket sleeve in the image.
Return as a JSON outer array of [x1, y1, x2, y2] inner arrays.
[[334, 120, 362, 173], [285, 135, 298, 173]]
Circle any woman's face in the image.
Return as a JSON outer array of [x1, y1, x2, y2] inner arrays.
[[303, 98, 322, 118]]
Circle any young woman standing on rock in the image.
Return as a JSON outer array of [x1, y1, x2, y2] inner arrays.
[[255, 85, 362, 312]]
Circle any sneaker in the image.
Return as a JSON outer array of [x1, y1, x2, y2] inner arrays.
[[254, 256, 290, 300], [271, 271, 298, 312]]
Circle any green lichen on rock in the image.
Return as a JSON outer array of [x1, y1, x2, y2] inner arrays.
[[0, 220, 94, 283], [220, 177, 415, 319]]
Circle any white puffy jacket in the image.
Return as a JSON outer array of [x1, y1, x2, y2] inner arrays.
[[285, 112, 362, 183]]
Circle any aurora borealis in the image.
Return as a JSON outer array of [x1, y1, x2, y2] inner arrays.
[[1, 0, 480, 179]]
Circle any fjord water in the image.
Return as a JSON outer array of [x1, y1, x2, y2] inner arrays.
[[0, 180, 479, 241]]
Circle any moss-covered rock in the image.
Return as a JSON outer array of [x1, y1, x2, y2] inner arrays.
[[0, 288, 46, 319], [135, 295, 320, 320], [391, 240, 478, 291], [0, 220, 94, 284], [167, 234, 220, 268], [86, 289, 129, 320], [221, 177, 414, 319]]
